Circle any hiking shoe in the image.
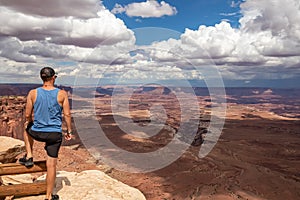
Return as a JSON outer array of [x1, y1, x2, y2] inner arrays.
[[45, 194, 59, 200], [18, 154, 34, 167], [51, 194, 59, 200]]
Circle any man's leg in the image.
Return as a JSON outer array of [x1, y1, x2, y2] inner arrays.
[[45, 156, 57, 199], [19, 130, 34, 167], [23, 130, 34, 158], [45, 132, 62, 199]]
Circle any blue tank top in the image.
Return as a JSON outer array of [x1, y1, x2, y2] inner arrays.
[[31, 87, 62, 132]]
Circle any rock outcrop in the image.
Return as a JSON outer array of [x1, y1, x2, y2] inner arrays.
[[11, 170, 146, 200], [0, 136, 25, 163], [0, 96, 26, 140]]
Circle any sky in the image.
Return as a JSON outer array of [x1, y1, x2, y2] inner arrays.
[[0, 0, 299, 88]]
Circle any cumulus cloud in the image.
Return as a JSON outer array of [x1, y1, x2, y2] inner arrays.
[[0, 7, 135, 48], [0, 37, 36, 62], [21, 40, 71, 59], [0, 0, 300, 84], [0, 0, 101, 18], [0, 0, 137, 83], [112, 0, 177, 18], [50, 10, 135, 48], [0, 1, 134, 49], [240, 0, 300, 38], [181, 22, 239, 59], [143, 0, 300, 81], [20, 37, 135, 65], [0, 58, 42, 83], [239, 0, 300, 57]]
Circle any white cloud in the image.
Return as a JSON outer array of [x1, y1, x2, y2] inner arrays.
[[0, 0, 300, 84], [230, 1, 244, 8], [181, 22, 239, 59], [21, 38, 135, 65], [112, 0, 177, 18], [0, 0, 137, 83], [51, 10, 135, 48], [22, 40, 71, 59], [0, 37, 36, 62], [220, 12, 239, 16], [143, 0, 300, 81], [240, 0, 300, 39], [239, 0, 300, 57], [0, 7, 135, 48], [0, 58, 44, 83], [0, 0, 101, 18]]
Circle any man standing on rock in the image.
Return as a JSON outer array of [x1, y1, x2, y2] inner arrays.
[[19, 67, 73, 200]]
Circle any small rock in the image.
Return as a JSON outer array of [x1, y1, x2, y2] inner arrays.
[[63, 144, 81, 150]]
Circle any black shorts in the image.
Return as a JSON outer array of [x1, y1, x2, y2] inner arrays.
[[27, 126, 62, 158]]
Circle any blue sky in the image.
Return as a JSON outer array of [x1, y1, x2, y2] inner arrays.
[[103, 0, 243, 46], [103, 0, 242, 32], [0, 0, 299, 88]]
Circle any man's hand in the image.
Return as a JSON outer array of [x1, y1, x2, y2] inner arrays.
[[64, 130, 74, 141], [64, 133, 72, 140]]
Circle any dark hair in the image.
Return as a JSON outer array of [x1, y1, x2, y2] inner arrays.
[[40, 67, 56, 81]]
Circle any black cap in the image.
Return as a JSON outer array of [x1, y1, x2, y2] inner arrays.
[[40, 67, 56, 80]]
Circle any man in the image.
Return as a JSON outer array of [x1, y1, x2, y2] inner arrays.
[[19, 67, 73, 200]]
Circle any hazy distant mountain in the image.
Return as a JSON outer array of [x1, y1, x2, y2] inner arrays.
[[0, 84, 72, 96]]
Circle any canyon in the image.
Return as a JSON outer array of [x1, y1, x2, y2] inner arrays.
[[0, 84, 299, 200]]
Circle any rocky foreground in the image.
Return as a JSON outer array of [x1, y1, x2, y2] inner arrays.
[[0, 137, 146, 200]]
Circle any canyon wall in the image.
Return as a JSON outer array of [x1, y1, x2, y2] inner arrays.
[[0, 96, 26, 139]]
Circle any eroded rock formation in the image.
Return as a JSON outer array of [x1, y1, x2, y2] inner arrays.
[[0, 136, 25, 163], [0, 96, 26, 140]]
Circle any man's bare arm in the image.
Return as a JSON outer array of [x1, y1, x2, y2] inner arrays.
[[25, 90, 34, 125], [62, 90, 72, 133], [61, 90, 73, 141]]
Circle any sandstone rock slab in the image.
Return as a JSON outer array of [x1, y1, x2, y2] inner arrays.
[[1, 173, 34, 185], [0, 136, 25, 163], [16, 170, 146, 200]]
